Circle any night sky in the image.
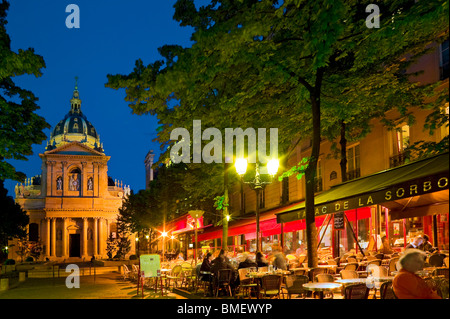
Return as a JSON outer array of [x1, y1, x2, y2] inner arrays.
[[4, 1, 207, 196]]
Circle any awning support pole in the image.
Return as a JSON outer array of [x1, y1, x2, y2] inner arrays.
[[344, 213, 365, 257], [317, 215, 332, 250]]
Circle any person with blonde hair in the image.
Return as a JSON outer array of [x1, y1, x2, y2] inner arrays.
[[392, 249, 441, 299]]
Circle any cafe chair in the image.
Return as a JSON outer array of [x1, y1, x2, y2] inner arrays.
[[375, 253, 384, 260], [388, 257, 399, 275], [367, 259, 383, 267], [293, 268, 307, 276], [258, 266, 268, 273], [379, 281, 397, 299], [283, 275, 309, 299], [367, 265, 389, 278], [260, 274, 282, 299], [235, 268, 258, 299], [340, 270, 359, 279], [308, 267, 327, 282], [343, 262, 359, 271], [344, 283, 370, 299], [315, 274, 335, 298], [444, 257, 449, 268], [165, 264, 183, 290], [214, 269, 233, 297], [315, 273, 335, 283], [433, 268, 449, 279], [122, 264, 133, 281]]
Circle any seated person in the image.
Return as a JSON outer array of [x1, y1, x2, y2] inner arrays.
[[405, 236, 423, 250], [393, 249, 441, 299], [418, 234, 434, 253], [255, 251, 268, 268], [238, 252, 257, 269], [272, 248, 287, 270]]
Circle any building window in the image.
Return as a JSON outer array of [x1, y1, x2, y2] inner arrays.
[[440, 39, 449, 80], [281, 177, 289, 204], [347, 144, 361, 180], [314, 160, 323, 192], [390, 125, 410, 167]]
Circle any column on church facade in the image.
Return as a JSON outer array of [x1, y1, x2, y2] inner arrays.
[[51, 218, 56, 258], [82, 217, 88, 258], [62, 217, 68, 258], [93, 217, 98, 257], [46, 218, 51, 258], [98, 218, 104, 258], [81, 162, 87, 197], [62, 161, 68, 195]]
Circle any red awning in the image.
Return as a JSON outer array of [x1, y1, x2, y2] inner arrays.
[[195, 206, 372, 242]]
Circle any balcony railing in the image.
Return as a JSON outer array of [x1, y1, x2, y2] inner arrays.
[[390, 152, 409, 168], [346, 168, 361, 181]]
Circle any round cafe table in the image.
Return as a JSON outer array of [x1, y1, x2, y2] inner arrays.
[[302, 282, 342, 299]]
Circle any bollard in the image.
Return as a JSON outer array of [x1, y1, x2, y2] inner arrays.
[[0, 278, 9, 291], [19, 272, 26, 282]]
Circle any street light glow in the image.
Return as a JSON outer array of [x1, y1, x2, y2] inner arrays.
[[267, 159, 279, 176], [235, 158, 248, 175], [162, 231, 168, 237]]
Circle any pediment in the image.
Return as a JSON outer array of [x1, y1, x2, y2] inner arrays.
[[44, 142, 104, 156]]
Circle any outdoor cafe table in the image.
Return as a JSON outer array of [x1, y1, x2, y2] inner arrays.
[[302, 282, 342, 299]]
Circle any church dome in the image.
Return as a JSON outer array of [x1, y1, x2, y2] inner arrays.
[[46, 82, 103, 152]]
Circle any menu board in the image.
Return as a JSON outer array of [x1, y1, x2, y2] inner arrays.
[[139, 254, 161, 278], [334, 212, 345, 230]]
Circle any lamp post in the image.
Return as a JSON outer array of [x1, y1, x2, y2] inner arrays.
[[189, 210, 204, 263], [161, 231, 168, 263], [235, 158, 279, 253]]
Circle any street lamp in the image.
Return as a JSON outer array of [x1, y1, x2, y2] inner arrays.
[[235, 158, 279, 252], [161, 230, 168, 263], [189, 210, 204, 263]]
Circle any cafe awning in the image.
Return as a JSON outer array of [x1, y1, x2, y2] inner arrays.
[[276, 152, 449, 224]]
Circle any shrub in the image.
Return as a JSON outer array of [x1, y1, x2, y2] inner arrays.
[[129, 254, 137, 260], [3, 259, 15, 265], [25, 257, 34, 262]]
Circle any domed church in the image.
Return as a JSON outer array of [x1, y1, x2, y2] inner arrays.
[[12, 83, 134, 261]]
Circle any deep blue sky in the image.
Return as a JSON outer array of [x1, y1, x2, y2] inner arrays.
[[4, 0, 208, 196]]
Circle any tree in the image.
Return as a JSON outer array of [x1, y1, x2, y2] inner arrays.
[[107, 0, 448, 267], [0, 0, 50, 182], [0, 179, 29, 262]]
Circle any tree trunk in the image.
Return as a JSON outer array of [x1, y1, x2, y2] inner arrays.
[[222, 162, 229, 250], [339, 120, 348, 183], [304, 70, 323, 268]]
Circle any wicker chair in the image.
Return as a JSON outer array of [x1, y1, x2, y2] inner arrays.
[[344, 283, 370, 299], [379, 281, 397, 299], [340, 270, 359, 279], [388, 257, 399, 275], [260, 274, 282, 299], [214, 269, 233, 297], [343, 262, 359, 271], [293, 268, 307, 276], [165, 264, 183, 289], [284, 275, 309, 299], [308, 267, 327, 282], [433, 268, 449, 279], [235, 268, 258, 298], [315, 274, 335, 283]]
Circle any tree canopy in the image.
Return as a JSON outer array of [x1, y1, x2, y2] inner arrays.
[[0, 0, 50, 182]]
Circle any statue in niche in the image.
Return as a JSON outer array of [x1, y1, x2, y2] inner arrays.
[[56, 176, 63, 190], [87, 227, 93, 240], [87, 177, 93, 191], [69, 173, 80, 191], [57, 229, 62, 241]]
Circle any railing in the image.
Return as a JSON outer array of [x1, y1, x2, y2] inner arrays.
[[389, 153, 408, 168]]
